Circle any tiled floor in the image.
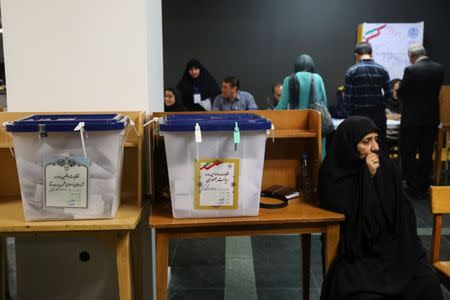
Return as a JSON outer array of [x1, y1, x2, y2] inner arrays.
[[168, 192, 450, 299]]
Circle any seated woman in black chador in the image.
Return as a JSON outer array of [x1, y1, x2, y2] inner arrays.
[[164, 88, 186, 112], [319, 116, 442, 300]]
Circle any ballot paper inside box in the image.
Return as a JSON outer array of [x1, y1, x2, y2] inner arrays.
[[4, 114, 128, 221], [158, 113, 271, 219]]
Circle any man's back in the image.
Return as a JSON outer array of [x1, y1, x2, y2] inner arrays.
[[343, 59, 391, 114], [399, 58, 445, 126]]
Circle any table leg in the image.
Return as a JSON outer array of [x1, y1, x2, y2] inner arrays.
[[131, 229, 143, 300], [301, 234, 311, 300], [97, 231, 134, 300], [156, 232, 169, 300], [435, 127, 444, 185], [0, 238, 6, 300], [324, 224, 340, 274]]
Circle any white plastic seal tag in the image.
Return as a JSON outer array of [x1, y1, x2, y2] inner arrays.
[[74, 122, 87, 158], [195, 123, 202, 161], [195, 123, 202, 143]]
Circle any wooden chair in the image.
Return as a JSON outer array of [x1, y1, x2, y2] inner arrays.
[[435, 86, 450, 185], [430, 186, 450, 288]]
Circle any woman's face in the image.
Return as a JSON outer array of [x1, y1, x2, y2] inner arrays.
[[189, 67, 200, 79], [164, 90, 176, 106], [356, 132, 379, 158], [392, 82, 400, 100]]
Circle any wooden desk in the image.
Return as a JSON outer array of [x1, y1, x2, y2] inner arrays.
[[435, 124, 450, 185], [149, 110, 344, 299], [0, 111, 144, 300], [149, 198, 344, 300]]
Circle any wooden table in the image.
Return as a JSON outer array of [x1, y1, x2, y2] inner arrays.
[[149, 197, 344, 300], [0, 111, 145, 300], [0, 196, 142, 300]]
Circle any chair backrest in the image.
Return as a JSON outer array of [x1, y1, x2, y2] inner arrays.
[[440, 85, 450, 125], [430, 186, 450, 263]]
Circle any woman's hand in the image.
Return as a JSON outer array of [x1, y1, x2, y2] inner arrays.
[[366, 153, 380, 176]]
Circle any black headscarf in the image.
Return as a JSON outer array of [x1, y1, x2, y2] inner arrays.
[[176, 59, 220, 111], [164, 88, 186, 112], [320, 116, 426, 299]]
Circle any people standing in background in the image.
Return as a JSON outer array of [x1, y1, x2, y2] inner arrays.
[[176, 59, 220, 111], [276, 54, 327, 156], [212, 76, 258, 111], [266, 83, 282, 109], [329, 85, 349, 119], [276, 54, 327, 110], [385, 78, 402, 121], [398, 44, 445, 199], [164, 88, 186, 112], [343, 42, 391, 151]]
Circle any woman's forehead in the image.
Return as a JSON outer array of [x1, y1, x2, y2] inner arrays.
[[361, 132, 378, 140]]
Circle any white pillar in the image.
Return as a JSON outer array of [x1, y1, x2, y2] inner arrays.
[[0, 1, 162, 299], [1, 0, 164, 112]]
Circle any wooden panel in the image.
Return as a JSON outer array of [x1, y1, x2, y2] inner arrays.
[[0, 148, 20, 197], [121, 147, 139, 205], [272, 129, 316, 138], [308, 110, 322, 189], [262, 159, 298, 189], [153, 109, 316, 131], [149, 196, 344, 229], [441, 85, 450, 125], [161, 225, 328, 239], [152, 110, 322, 192], [430, 186, 450, 213], [0, 196, 142, 233]]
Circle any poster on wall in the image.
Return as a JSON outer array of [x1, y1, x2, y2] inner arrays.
[[357, 22, 424, 80], [194, 159, 239, 209]]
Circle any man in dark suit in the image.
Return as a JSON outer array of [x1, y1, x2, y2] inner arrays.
[[398, 44, 445, 198]]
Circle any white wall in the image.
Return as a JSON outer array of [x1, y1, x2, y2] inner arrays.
[[146, 0, 164, 112], [1, 0, 164, 112], [1, 1, 162, 299]]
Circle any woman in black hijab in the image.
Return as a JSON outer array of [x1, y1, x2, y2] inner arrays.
[[176, 59, 220, 111], [319, 116, 442, 300], [164, 88, 186, 112]]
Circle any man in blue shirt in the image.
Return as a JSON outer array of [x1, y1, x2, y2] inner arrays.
[[212, 76, 258, 111], [343, 42, 391, 149]]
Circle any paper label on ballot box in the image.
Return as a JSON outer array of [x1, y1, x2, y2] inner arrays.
[[44, 156, 90, 208], [195, 159, 239, 209]]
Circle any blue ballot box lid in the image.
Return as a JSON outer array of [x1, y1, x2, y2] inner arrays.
[[159, 113, 272, 132], [5, 114, 127, 132]]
